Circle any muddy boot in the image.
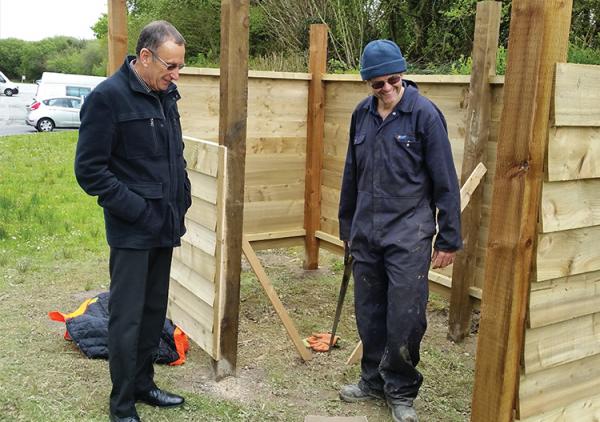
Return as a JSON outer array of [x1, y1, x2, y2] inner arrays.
[[339, 384, 384, 402], [389, 403, 418, 422]]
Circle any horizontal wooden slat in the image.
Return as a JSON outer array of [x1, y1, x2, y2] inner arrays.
[[186, 197, 217, 231], [188, 170, 217, 204], [523, 313, 600, 375], [244, 229, 306, 242], [519, 351, 600, 418], [541, 180, 600, 232], [183, 137, 221, 177], [167, 298, 213, 357], [173, 239, 216, 283], [246, 136, 306, 154], [529, 270, 600, 328], [517, 392, 600, 422], [181, 218, 217, 257], [244, 182, 304, 202], [243, 199, 304, 234], [170, 258, 215, 307], [536, 225, 600, 281], [554, 63, 600, 126], [547, 127, 600, 181], [245, 154, 305, 186]]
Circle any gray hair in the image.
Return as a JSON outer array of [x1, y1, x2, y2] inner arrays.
[[135, 20, 186, 56]]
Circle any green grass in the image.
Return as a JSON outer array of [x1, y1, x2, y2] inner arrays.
[[0, 132, 475, 421]]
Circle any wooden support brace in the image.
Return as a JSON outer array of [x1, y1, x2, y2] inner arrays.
[[346, 163, 487, 365], [242, 238, 313, 362]]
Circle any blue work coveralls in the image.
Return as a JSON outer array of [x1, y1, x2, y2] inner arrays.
[[338, 80, 462, 404]]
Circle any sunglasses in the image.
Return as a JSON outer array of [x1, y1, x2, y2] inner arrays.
[[147, 48, 185, 71], [370, 75, 402, 90]]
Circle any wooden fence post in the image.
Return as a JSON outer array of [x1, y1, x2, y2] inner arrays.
[[213, 0, 249, 379], [107, 0, 128, 76], [471, 1, 572, 421], [448, 1, 501, 342], [303, 24, 328, 270]]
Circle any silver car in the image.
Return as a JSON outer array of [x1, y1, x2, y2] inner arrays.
[[26, 96, 82, 132]]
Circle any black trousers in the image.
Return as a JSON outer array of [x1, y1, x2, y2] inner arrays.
[[353, 236, 431, 405], [108, 247, 173, 417]]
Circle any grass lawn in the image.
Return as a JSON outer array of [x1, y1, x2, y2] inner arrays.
[[0, 132, 475, 421]]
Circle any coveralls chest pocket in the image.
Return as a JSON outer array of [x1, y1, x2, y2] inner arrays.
[[382, 133, 424, 193], [115, 113, 164, 159], [353, 133, 367, 174]]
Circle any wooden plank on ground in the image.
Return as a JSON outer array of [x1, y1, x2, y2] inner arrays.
[[554, 63, 600, 127], [523, 313, 600, 374], [242, 238, 313, 362], [519, 352, 600, 418], [529, 270, 600, 327], [536, 225, 600, 281], [471, 2, 573, 421], [547, 127, 600, 181], [541, 179, 600, 232]]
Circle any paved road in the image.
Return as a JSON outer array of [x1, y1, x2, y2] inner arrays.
[[0, 83, 39, 136]]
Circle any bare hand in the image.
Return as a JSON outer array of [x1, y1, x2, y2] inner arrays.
[[431, 250, 456, 269]]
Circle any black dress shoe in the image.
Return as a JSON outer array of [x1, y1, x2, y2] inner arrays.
[[109, 414, 141, 422], [136, 388, 185, 407]]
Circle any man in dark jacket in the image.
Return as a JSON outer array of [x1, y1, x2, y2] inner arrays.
[[338, 40, 462, 422], [75, 20, 191, 422]]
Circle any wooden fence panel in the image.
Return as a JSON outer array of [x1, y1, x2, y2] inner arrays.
[[554, 63, 600, 127], [168, 137, 227, 359]]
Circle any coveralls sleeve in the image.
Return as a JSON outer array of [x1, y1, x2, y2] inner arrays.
[[74, 90, 147, 223], [422, 107, 462, 252], [338, 112, 358, 241]]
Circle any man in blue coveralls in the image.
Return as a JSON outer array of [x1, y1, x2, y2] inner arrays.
[[338, 40, 462, 422]]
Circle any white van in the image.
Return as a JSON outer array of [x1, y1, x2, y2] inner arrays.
[[0, 71, 19, 96], [35, 72, 105, 101]]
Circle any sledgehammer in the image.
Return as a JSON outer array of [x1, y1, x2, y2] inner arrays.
[[328, 243, 353, 352]]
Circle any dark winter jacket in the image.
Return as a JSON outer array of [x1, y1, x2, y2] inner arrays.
[[338, 80, 462, 252], [75, 56, 191, 249]]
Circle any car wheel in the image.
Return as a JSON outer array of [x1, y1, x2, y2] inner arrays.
[[4, 89, 13, 97], [37, 118, 55, 132]]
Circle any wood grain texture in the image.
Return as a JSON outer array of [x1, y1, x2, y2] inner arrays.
[[516, 392, 600, 422], [554, 63, 600, 127], [107, 0, 127, 76], [541, 179, 600, 232], [536, 225, 600, 281], [547, 126, 600, 181], [471, 1, 572, 421]]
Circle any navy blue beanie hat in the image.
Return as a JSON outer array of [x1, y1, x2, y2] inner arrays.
[[359, 39, 407, 81]]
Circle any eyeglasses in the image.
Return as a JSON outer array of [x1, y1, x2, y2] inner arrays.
[[147, 48, 185, 71], [370, 75, 402, 90]]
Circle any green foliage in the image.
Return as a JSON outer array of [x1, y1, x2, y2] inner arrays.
[[0, 36, 106, 80]]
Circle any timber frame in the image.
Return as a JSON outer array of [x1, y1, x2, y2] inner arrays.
[[102, 1, 600, 421]]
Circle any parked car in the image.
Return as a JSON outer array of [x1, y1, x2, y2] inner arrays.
[[0, 70, 19, 96], [25, 96, 82, 132]]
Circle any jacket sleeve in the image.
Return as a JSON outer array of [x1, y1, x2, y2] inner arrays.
[[338, 112, 358, 241], [74, 90, 147, 223], [422, 104, 463, 252]]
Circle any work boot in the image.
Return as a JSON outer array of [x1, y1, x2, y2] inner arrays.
[[339, 384, 384, 402], [389, 402, 418, 422]]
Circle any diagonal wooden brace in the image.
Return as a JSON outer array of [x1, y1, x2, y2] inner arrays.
[[242, 237, 313, 362]]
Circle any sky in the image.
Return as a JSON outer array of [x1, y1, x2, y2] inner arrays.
[[0, 0, 108, 41]]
